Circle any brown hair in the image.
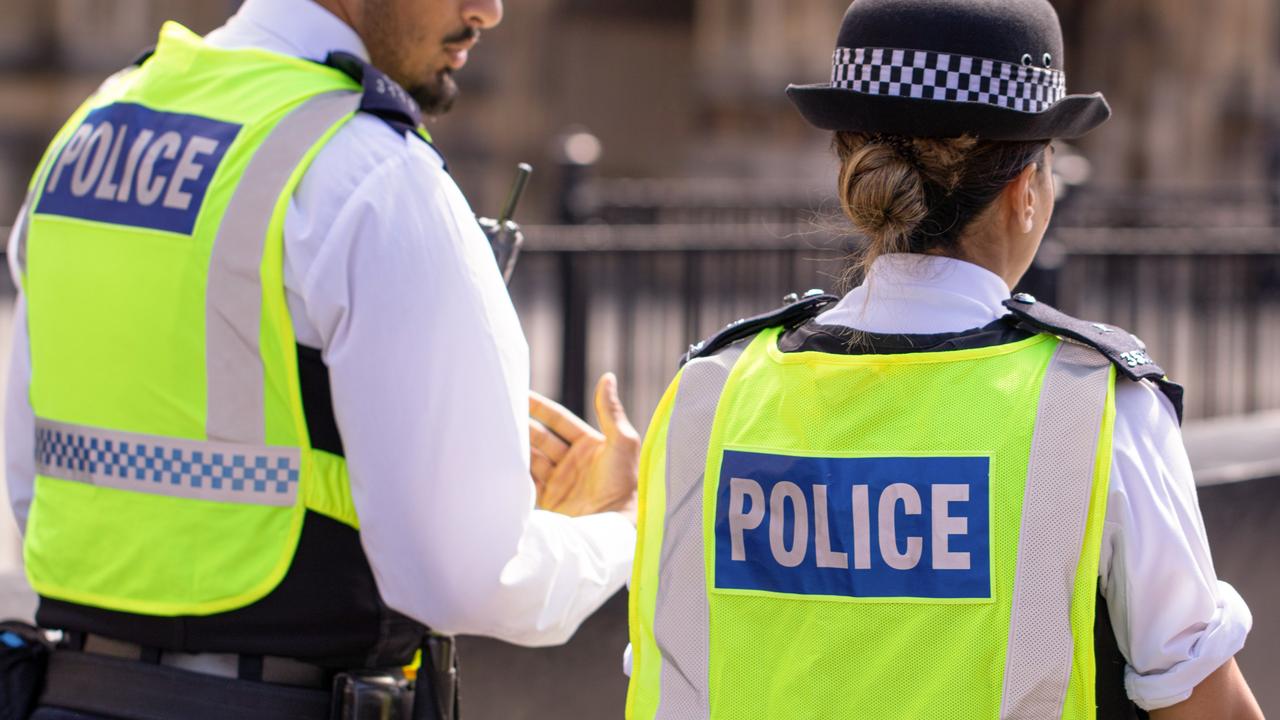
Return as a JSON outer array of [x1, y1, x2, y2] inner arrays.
[[834, 132, 1049, 284]]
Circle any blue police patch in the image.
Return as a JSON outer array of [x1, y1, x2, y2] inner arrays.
[[714, 451, 991, 600], [36, 103, 241, 235]]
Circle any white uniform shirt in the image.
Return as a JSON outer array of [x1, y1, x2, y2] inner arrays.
[[817, 253, 1251, 710], [5, 0, 635, 648]]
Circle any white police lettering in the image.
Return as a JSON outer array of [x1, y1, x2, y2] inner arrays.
[[851, 484, 871, 569], [164, 136, 219, 211], [728, 477, 765, 562], [45, 124, 93, 194], [768, 481, 808, 568], [70, 123, 114, 198], [116, 128, 156, 204], [136, 131, 181, 207], [729, 480, 976, 572], [45, 122, 223, 211], [36, 104, 240, 235], [813, 484, 848, 569], [717, 454, 990, 598], [93, 124, 129, 200], [931, 484, 971, 570], [879, 483, 923, 570]]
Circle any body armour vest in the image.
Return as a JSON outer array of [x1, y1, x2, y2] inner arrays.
[[627, 315, 1122, 719], [15, 22, 431, 666]]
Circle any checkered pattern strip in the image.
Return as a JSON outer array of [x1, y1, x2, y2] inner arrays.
[[36, 426, 300, 498], [831, 47, 1067, 113]]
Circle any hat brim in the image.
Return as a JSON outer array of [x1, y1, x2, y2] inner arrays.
[[786, 84, 1111, 141]]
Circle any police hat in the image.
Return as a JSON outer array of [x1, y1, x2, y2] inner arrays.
[[787, 0, 1111, 140]]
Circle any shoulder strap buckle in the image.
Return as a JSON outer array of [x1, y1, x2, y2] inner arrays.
[[681, 291, 839, 367], [1002, 296, 1185, 423]]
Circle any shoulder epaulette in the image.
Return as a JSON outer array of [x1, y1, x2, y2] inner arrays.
[[1002, 293, 1185, 423], [681, 291, 839, 368], [324, 52, 438, 154]]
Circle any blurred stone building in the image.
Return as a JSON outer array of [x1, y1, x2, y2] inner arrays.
[[1057, 0, 1279, 193], [1, 0, 1276, 222]]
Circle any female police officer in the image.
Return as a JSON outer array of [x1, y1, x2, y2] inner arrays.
[[623, 0, 1262, 718]]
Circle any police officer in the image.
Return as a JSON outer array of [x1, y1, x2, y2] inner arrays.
[[5, 0, 638, 717], [626, 1, 1262, 718]]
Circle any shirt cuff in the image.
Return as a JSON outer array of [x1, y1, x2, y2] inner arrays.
[[1125, 580, 1253, 710]]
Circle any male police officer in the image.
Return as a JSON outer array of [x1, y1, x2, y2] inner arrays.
[[5, 0, 638, 717]]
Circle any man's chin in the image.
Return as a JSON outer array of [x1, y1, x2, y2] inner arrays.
[[411, 71, 459, 117]]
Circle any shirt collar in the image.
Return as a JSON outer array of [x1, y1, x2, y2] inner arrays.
[[210, 0, 369, 62], [816, 254, 1013, 335]]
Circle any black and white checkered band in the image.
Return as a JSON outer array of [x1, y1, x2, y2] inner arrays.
[[832, 47, 1067, 113]]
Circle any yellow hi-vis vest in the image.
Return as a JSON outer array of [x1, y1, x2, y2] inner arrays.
[[627, 314, 1119, 720], [14, 22, 427, 617]]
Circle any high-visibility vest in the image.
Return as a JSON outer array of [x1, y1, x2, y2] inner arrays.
[[15, 22, 428, 619], [627, 317, 1119, 720]]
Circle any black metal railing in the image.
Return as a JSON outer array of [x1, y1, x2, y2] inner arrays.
[[0, 215, 1274, 426], [568, 178, 1280, 228], [513, 222, 1280, 426]]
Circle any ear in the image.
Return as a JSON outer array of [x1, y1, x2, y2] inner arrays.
[[1003, 162, 1041, 235]]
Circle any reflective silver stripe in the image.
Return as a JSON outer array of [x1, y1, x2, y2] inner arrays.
[[205, 91, 359, 444], [1001, 341, 1112, 719], [653, 341, 748, 720], [34, 417, 300, 507], [10, 190, 33, 278]]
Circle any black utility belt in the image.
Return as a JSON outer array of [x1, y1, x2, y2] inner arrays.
[[34, 637, 461, 720], [42, 649, 334, 720]]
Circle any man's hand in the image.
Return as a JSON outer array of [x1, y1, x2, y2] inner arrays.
[[529, 373, 640, 524]]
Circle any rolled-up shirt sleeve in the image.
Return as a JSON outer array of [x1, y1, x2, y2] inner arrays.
[[4, 295, 34, 535], [290, 138, 633, 647], [1100, 379, 1252, 710], [5, 207, 35, 535]]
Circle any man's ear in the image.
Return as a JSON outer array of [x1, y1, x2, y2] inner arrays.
[[1004, 163, 1040, 235]]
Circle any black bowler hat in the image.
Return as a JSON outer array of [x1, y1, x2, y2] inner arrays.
[[787, 0, 1110, 140]]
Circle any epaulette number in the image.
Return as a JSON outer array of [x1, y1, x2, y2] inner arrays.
[[1119, 349, 1152, 368], [374, 76, 414, 108]]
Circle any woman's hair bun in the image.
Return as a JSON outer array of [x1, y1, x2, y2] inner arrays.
[[832, 131, 1048, 289], [836, 136, 928, 251]]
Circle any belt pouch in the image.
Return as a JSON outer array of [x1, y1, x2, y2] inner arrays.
[[0, 622, 52, 720], [412, 634, 459, 720], [330, 672, 412, 720]]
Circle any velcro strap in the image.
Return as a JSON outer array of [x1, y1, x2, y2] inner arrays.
[[39, 650, 331, 720]]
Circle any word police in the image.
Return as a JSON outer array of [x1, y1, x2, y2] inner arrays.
[[37, 103, 241, 235], [714, 452, 992, 599], [726, 477, 971, 571]]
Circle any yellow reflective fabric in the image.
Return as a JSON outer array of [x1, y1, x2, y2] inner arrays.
[[628, 326, 1114, 720], [627, 370, 682, 720], [307, 450, 360, 529], [22, 23, 365, 615]]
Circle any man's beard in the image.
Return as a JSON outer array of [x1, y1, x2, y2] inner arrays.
[[412, 24, 477, 116], [410, 69, 459, 117]]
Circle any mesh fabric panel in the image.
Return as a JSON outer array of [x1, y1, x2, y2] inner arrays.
[[704, 329, 1072, 720], [1001, 343, 1113, 718]]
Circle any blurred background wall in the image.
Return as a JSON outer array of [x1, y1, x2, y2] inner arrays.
[[0, 0, 1276, 716]]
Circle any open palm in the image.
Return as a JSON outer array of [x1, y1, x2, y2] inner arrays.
[[529, 373, 640, 523]]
